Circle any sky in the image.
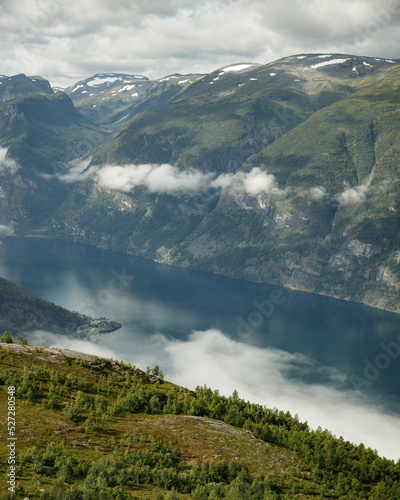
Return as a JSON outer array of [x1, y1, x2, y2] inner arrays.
[[1, 0, 400, 87]]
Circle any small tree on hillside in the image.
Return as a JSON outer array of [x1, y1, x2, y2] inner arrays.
[[0, 332, 13, 343]]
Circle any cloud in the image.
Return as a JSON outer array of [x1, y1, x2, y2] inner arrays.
[[336, 185, 368, 206], [57, 159, 96, 183], [233, 168, 279, 195], [129, 329, 400, 461], [0, 223, 15, 236], [1, 0, 399, 87], [34, 326, 400, 461], [27, 330, 121, 360], [310, 186, 326, 200], [96, 163, 281, 196], [41, 158, 96, 183], [0, 148, 20, 174]]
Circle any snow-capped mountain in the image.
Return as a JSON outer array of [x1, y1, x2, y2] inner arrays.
[[65, 73, 150, 100], [65, 72, 203, 129]]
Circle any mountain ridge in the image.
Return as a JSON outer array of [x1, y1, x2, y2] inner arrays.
[[2, 53, 400, 312]]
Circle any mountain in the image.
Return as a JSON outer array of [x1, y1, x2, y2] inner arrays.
[[44, 54, 400, 312], [0, 73, 53, 105], [0, 342, 399, 498], [65, 72, 203, 130], [0, 88, 108, 224], [91, 55, 395, 169], [2, 55, 400, 312], [0, 276, 90, 333]]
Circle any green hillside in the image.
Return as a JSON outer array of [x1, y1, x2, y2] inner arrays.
[[0, 92, 106, 172], [91, 64, 316, 171], [0, 342, 399, 499]]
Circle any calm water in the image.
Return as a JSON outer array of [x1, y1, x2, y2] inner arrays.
[[1, 236, 400, 414]]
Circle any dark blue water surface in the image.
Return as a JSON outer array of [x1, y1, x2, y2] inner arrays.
[[1, 236, 399, 413]]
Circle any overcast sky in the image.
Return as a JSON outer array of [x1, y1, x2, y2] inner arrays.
[[1, 0, 400, 87]]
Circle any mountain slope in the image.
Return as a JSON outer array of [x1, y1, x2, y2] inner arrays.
[[91, 54, 397, 170], [0, 73, 53, 105], [0, 342, 399, 499], [91, 61, 316, 171], [43, 54, 400, 312], [0, 276, 90, 333], [0, 91, 108, 224]]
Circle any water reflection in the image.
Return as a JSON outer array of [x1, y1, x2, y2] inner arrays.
[[0, 236, 399, 413]]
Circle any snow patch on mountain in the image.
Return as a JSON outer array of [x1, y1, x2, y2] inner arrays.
[[222, 63, 254, 72], [118, 84, 136, 92], [71, 84, 84, 93], [87, 76, 122, 87], [309, 58, 350, 69]]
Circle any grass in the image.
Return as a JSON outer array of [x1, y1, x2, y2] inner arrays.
[[0, 344, 313, 499]]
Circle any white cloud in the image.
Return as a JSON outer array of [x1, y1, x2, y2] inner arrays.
[[237, 167, 279, 195], [56, 327, 400, 462], [40, 159, 97, 183], [0, 148, 20, 174], [0, 223, 15, 236], [27, 330, 120, 359], [96, 163, 280, 196], [336, 185, 368, 206], [310, 186, 326, 200], [57, 159, 95, 183], [146, 164, 215, 193]]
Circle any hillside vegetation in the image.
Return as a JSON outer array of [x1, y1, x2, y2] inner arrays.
[[0, 341, 399, 499]]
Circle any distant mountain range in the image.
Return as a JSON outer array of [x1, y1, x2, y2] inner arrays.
[[1, 53, 400, 312]]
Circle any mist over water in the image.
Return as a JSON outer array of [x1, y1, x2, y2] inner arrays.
[[1, 236, 400, 461]]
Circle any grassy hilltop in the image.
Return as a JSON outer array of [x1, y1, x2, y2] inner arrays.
[[0, 340, 399, 499]]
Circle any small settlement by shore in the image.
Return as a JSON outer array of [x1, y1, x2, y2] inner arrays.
[[77, 318, 122, 343]]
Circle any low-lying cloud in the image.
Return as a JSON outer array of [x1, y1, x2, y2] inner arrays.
[[29, 327, 400, 461], [41, 159, 95, 183], [310, 186, 326, 200], [0, 148, 20, 174], [57, 159, 95, 183], [336, 185, 368, 206], [0, 222, 15, 236], [97, 163, 214, 194], [96, 163, 281, 197]]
